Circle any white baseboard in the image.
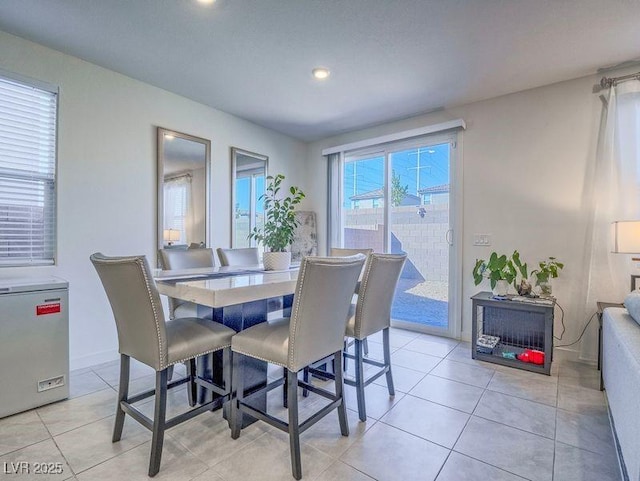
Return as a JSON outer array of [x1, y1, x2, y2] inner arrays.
[[70, 349, 119, 371]]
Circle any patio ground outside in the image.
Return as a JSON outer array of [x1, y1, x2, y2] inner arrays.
[[391, 277, 449, 328]]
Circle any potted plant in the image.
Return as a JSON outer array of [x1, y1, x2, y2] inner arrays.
[[249, 174, 305, 270], [511, 250, 532, 296], [473, 252, 517, 296], [531, 257, 564, 296]]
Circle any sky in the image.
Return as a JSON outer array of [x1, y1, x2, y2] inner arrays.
[[235, 175, 265, 213], [343, 142, 450, 206]]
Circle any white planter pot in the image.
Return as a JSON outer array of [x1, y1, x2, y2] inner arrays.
[[492, 279, 509, 296], [263, 251, 291, 271]]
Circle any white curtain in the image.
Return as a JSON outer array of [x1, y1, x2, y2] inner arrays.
[[579, 79, 640, 359], [164, 174, 193, 245]]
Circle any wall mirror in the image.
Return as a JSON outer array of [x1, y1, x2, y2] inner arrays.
[[157, 127, 210, 260], [230, 147, 268, 248]]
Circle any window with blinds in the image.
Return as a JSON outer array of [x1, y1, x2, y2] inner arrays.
[[0, 74, 58, 266]]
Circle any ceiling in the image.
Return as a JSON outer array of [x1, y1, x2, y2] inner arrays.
[[1, 0, 639, 141]]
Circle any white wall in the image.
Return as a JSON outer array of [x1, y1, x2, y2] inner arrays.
[[306, 71, 634, 360], [0, 31, 308, 369]]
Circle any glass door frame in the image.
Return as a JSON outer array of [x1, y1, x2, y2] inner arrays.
[[338, 132, 462, 339]]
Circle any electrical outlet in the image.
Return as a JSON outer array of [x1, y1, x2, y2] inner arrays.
[[473, 234, 492, 246], [37, 375, 65, 392]]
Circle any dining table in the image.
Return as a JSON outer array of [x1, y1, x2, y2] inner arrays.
[[154, 264, 299, 425]]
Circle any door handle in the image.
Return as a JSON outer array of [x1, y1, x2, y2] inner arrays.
[[446, 229, 453, 246]]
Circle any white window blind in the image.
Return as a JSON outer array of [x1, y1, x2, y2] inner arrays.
[[0, 75, 57, 266]]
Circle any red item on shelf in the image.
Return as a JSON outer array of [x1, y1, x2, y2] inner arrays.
[[517, 349, 545, 365]]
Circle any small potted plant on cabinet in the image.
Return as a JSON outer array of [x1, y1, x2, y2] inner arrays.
[[512, 250, 532, 295], [473, 252, 517, 296], [249, 174, 305, 270], [531, 257, 564, 296]]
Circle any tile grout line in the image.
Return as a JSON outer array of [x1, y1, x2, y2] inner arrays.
[[551, 372, 560, 481], [448, 448, 534, 481], [34, 409, 77, 479], [402, 391, 478, 416]]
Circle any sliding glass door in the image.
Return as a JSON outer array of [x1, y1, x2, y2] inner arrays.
[[338, 134, 460, 337]]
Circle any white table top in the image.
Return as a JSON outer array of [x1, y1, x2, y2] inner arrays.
[[154, 265, 299, 308]]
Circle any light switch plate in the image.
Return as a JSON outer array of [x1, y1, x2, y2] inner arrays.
[[473, 234, 492, 246]]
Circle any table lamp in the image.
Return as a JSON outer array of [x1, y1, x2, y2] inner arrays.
[[612, 220, 640, 290], [163, 228, 180, 246]]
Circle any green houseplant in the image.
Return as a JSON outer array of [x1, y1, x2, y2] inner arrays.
[[511, 250, 532, 295], [531, 257, 564, 295], [249, 174, 305, 270], [473, 251, 517, 295]]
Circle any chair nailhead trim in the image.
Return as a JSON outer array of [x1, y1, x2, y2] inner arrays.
[[287, 258, 309, 369], [137, 257, 166, 369], [231, 348, 287, 368], [168, 344, 232, 368]]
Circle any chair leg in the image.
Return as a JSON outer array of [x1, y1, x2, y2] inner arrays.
[[354, 339, 367, 422], [363, 338, 369, 356], [343, 339, 348, 371], [302, 368, 309, 397], [222, 348, 232, 420], [186, 358, 197, 408], [283, 367, 288, 408], [287, 369, 302, 480], [230, 353, 243, 439], [112, 354, 130, 443], [382, 328, 395, 396], [334, 351, 349, 436], [148, 369, 168, 477]]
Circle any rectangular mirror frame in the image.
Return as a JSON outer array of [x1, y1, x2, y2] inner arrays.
[[157, 127, 211, 264], [230, 147, 268, 248]]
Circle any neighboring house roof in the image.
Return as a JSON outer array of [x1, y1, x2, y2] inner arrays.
[[350, 188, 384, 201], [349, 189, 420, 205], [418, 183, 450, 195], [399, 194, 421, 206]]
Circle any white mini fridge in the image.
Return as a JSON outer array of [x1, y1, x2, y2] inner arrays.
[[0, 277, 69, 418]]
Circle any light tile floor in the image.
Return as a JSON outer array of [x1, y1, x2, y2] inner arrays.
[[0, 328, 622, 481]]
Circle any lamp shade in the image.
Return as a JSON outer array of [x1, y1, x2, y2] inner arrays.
[[163, 229, 180, 243], [612, 221, 640, 253]]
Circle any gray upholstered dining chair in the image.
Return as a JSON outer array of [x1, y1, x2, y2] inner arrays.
[[90, 253, 235, 477], [344, 253, 406, 421], [329, 247, 374, 358], [229, 255, 365, 480], [158, 247, 216, 320], [329, 247, 373, 258], [217, 247, 260, 266]]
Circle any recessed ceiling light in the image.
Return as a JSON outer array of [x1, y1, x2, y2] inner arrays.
[[164, 134, 175, 140], [312, 68, 330, 80], [196, 0, 216, 5]]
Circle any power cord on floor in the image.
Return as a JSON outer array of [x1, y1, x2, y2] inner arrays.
[[556, 311, 597, 348]]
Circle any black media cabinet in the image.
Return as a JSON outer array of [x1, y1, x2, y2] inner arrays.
[[471, 292, 554, 375]]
